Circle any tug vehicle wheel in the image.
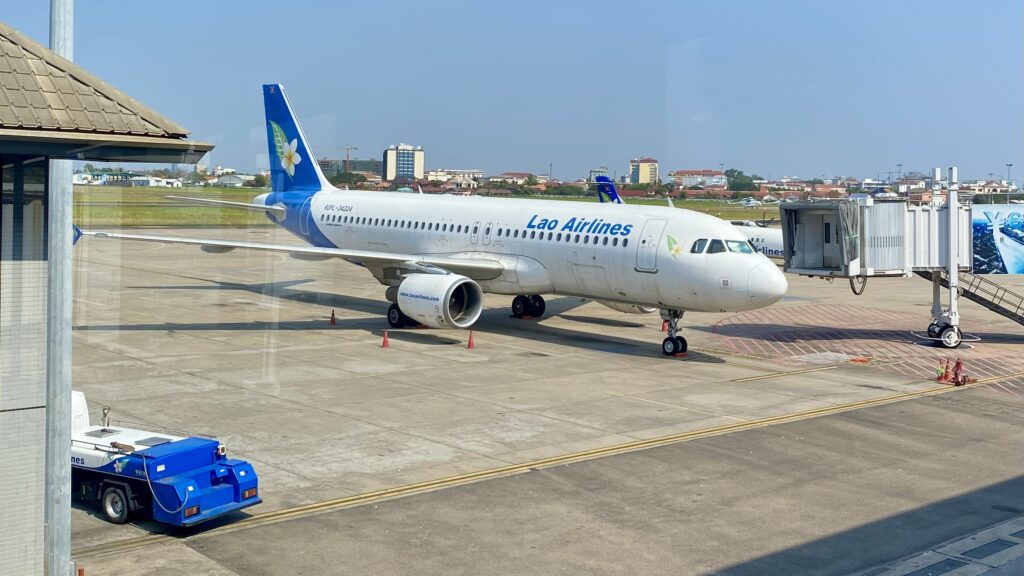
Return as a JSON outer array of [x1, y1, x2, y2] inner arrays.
[[101, 486, 130, 524]]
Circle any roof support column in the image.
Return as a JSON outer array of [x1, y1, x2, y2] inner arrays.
[[45, 1, 74, 575]]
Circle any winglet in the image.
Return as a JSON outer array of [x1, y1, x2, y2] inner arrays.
[[594, 176, 623, 204], [72, 224, 82, 246], [263, 84, 332, 193]]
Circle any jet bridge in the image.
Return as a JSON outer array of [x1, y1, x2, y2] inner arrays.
[[780, 168, 975, 348]]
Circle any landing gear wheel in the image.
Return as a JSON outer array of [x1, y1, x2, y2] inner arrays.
[[927, 323, 941, 338], [939, 326, 962, 349], [528, 295, 546, 318], [511, 295, 530, 318], [662, 337, 682, 356], [387, 303, 410, 328], [100, 486, 130, 524], [674, 336, 688, 354]]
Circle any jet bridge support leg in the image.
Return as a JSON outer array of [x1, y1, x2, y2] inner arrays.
[[659, 309, 687, 356]]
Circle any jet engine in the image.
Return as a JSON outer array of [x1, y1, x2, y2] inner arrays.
[[598, 301, 658, 314], [396, 274, 484, 329]]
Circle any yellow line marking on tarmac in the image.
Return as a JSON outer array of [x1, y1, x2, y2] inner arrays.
[[732, 365, 837, 382], [74, 376, 994, 561]]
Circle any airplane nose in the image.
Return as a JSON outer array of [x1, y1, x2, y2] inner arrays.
[[748, 262, 787, 305]]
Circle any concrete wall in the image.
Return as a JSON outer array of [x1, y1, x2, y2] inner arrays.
[[0, 163, 48, 576]]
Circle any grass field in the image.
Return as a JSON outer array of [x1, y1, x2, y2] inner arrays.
[[74, 185, 780, 227]]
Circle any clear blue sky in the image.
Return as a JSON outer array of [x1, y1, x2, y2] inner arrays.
[[5, 1, 1022, 181]]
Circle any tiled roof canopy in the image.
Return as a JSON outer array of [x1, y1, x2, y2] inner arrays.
[[0, 20, 189, 138]]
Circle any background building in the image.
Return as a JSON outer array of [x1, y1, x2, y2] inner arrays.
[[588, 166, 609, 182], [383, 144, 424, 181], [628, 157, 659, 184], [671, 169, 727, 188]]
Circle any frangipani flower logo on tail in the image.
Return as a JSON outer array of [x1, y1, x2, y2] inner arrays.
[[270, 120, 301, 177], [666, 234, 683, 259]]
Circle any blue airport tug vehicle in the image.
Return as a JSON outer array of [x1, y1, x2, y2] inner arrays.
[[70, 391, 261, 526]]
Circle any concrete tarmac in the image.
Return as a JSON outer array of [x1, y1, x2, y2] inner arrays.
[[69, 226, 1024, 575]]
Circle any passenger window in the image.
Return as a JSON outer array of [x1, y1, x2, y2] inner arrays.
[[574, 234, 580, 243], [623, 238, 629, 247], [612, 237, 618, 246], [708, 239, 726, 254], [530, 230, 536, 239], [485, 226, 490, 235], [556, 233, 562, 241], [602, 236, 608, 246], [514, 229, 519, 238], [547, 232, 553, 240], [691, 239, 708, 253], [473, 225, 478, 234]]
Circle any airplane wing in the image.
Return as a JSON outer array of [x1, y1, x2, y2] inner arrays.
[[83, 230, 505, 280], [164, 196, 287, 213]]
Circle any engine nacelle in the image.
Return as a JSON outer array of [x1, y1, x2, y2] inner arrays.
[[598, 301, 658, 314], [396, 274, 484, 329]]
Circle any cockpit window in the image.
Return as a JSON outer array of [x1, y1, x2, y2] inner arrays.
[[726, 240, 755, 254], [707, 239, 727, 254], [690, 239, 708, 253]]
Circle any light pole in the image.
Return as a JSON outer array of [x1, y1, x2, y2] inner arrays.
[[1008, 163, 1014, 204]]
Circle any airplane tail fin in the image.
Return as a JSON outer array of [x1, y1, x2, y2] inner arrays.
[[594, 176, 623, 204], [263, 84, 332, 193]]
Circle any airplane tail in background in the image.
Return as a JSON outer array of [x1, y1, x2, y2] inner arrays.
[[263, 83, 332, 193], [594, 176, 623, 204]]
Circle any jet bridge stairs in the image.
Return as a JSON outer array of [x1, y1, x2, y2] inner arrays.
[[915, 270, 1024, 326]]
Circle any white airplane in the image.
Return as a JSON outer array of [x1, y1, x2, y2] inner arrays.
[[729, 221, 784, 259], [84, 84, 787, 356]]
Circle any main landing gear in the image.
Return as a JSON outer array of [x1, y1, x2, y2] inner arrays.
[[511, 295, 546, 319], [387, 303, 415, 328], [660, 309, 687, 356]]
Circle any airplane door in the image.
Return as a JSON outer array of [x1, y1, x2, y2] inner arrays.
[[482, 222, 493, 246], [471, 221, 481, 245], [635, 219, 667, 273], [299, 198, 312, 236]]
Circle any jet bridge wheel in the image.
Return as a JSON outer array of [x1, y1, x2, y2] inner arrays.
[[939, 326, 962, 349]]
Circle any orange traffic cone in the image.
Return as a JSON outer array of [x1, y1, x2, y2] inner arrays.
[[938, 358, 953, 383], [381, 330, 390, 348], [467, 331, 476, 349], [329, 310, 336, 325], [661, 320, 669, 333], [952, 358, 964, 386]]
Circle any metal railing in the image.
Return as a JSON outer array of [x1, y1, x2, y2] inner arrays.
[[921, 270, 1024, 324]]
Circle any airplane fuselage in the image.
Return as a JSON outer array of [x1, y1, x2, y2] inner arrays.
[[259, 188, 786, 313]]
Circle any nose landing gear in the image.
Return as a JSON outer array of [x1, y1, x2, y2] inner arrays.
[[660, 309, 687, 355]]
